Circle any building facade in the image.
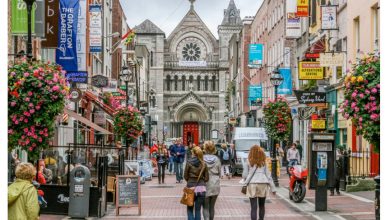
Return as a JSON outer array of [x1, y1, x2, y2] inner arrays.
[[134, 0, 242, 145]]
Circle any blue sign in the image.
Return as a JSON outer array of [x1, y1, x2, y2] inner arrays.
[[277, 68, 293, 95], [56, 0, 79, 71], [248, 85, 262, 106], [248, 44, 263, 68], [66, 71, 88, 84]]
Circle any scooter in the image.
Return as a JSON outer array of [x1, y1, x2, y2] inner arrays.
[[288, 165, 308, 203]]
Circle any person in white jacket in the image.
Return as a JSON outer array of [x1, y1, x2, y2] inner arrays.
[[242, 145, 276, 220]]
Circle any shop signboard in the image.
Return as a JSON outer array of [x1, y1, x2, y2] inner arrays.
[[286, 13, 301, 38], [11, 0, 36, 34], [296, 0, 309, 17], [65, 71, 88, 84], [321, 5, 337, 30], [248, 85, 262, 107], [294, 90, 326, 104], [91, 75, 108, 88], [312, 119, 326, 130], [42, 0, 59, 48], [277, 68, 292, 95], [76, 0, 87, 71], [89, 4, 102, 52], [298, 61, 324, 80], [319, 53, 344, 67], [248, 44, 263, 68]]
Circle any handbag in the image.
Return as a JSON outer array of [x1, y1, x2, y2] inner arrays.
[[180, 164, 205, 206], [241, 166, 258, 195]]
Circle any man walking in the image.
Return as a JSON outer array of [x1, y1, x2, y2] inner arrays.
[[296, 140, 303, 164], [170, 139, 185, 183], [287, 143, 300, 175]]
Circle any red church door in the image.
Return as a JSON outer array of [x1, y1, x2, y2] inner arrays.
[[183, 122, 199, 146]]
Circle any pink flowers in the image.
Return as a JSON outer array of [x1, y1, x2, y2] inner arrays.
[[24, 72, 30, 77], [10, 101, 16, 107], [28, 91, 33, 96], [52, 85, 60, 92], [371, 88, 378, 94], [370, 113, 379, 121]]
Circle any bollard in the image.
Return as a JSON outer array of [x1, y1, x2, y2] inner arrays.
[[374, 175, 380, 220]]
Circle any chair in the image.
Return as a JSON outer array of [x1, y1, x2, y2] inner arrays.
[[107, 176, 116, 203]]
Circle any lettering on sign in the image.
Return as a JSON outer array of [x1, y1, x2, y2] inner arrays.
[[298, 62, 324, 80], [92, 75, 109, 88], [312, 119, 326, 129], [298, 107, 316, 120], [294, 91, 326, 104], [57, 194, 69, 203]]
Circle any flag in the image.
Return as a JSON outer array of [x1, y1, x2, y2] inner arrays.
[[122, 29, 135, 45]]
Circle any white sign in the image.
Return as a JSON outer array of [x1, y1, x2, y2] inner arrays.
[[178, 60, 207, 67], [321, 6, 337, 30], [284, 47, 291, 67], [233, 127, 268, 140], [77, 0, 87, 71], [102, 79, 118, 92], [319, 53, 344, 67], [286, 13, 301, 38], [89, 5, 102, 52]]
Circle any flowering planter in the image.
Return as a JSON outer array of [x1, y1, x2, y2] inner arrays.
[[263, 98, 292, 142], [113, 106, 143, 144]]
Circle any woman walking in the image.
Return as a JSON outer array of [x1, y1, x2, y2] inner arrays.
[[184, 147, 209, 220], [218, 143, 232, 179], [203, 141, 221, 220], [8, 162, 40, 220], [156, 144, 169, 184], [243, 145, 276, 220]]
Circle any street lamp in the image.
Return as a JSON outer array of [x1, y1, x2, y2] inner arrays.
[[23, 0, 36, 61], [270, 66, 283, 187], [120, 66, 132, 161]]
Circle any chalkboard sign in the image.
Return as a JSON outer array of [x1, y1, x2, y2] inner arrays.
[[116, 175, 141, 216], [91, 75, 109, 88]]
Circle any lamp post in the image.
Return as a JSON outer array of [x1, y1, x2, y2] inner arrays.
[[23, 0, 36, 61], [270, 67, 283, 187], [120, 66, 132, 160]]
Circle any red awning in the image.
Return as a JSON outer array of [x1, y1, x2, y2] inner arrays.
[[307, 37, 326, 54], [82, 91, 117, 116], [64, 108, 112, 135]]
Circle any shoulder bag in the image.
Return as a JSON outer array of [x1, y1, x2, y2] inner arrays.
[[241, 166, 258, 195], [180, 164, 205, 206]]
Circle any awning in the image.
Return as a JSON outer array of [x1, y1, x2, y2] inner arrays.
[[64, 108, 113, 135]]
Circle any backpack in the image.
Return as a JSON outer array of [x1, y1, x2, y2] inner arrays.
[[222, 149, 230, 161]]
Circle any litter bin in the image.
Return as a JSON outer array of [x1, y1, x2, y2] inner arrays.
[[68, 165, 91, 218]]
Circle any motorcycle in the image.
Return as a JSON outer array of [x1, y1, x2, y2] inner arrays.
[[288, 165, 308, 203]]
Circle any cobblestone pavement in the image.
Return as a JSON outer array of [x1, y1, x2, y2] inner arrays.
[[41, 168, 375, 220]]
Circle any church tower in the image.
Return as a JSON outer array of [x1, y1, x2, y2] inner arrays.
[[218, 0, 243, 68]]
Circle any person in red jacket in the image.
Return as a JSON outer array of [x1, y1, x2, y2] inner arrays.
[[35, 164, 46, 185]]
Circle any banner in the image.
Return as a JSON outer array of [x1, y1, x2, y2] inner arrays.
[[286, 13, 301, 38], [34, 0, 45, 37], [77, 0, 87, 71], [42, 0, 59, 48], [321, 6, 337, 30], [277, 68, 292, 95], [56, 0, 79, 71], [284, 47, 291, 68], [296, 0, 309, 17], [248, 85, 262, 107], [11, 0, 36, 34], [298, 62, 324, 80], [294, 91, 326, 104], [319, 53, 344, 67], [248, 44, 263, 68], [89, 4, 102, 52]]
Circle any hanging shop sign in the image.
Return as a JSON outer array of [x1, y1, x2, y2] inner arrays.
[[229, 118, 237, 125], [286, 13, 301, 38], [298, 62, 324, 80], [65, 71, 88, 84], [248, 85, 262, 108], [103, 79, 118, 92], [91, 75, 109, 88], [89, 4, 102, 52], [248, 44, 264, 69], [305, 53, 320, 59], [298, 107, 316, 120], [76, 0, 87, 71], [296, 0, 309, 17], [319, 53, 344, 67], [42, 0, 59, 48], [294, 91, 326, 104], [311, 119, 326, 130], [321, 5, 337, 30], [69, 88, 82, 102], [94, 111, 105, 125], [56, 0, 79, 71], [11, 0, 36, 34], [278, 68, 293, 95]]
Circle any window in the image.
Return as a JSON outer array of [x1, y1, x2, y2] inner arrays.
[[182, 75, 186, 91], [174, 75, 178, 91], [189, 75, 194, 90], [354, 17, 360, 53], [205, 76, 209, 91], [197, 75, 201, 91], [372, 5, 379, 51], [150, 51, 154, 67], [212, 75, 216, 91], [310, 0, 317, 26], [166, 75, 171, 91]]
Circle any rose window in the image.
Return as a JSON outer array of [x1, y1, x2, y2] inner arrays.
[[182, 43, 201, 61]]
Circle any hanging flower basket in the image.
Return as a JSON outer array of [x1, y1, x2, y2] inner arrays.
[[113, 106, 143, 144], [340, 53, 380, 151], [8, 62, 69, 160], [263, 98, 292, 142]]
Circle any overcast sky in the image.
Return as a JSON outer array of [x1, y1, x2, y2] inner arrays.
[[120, 0, 264, 38]]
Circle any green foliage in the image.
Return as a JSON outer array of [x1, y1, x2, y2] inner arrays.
[[8, 62, 69, 160], [263, 98, 292, 142], [340, 53, 380, 151]]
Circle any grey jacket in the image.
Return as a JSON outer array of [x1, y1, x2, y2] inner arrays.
[[204, 154, 221, 197], [243, 163, 276, 193]]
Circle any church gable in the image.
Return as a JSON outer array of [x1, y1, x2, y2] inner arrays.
[[172, 91, 208, 110], [134, 19, 165, 35], [221, 0, 243, 26]]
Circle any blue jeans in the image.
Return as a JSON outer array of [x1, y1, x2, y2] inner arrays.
[[187, 192, 205, 220], [169, 157, 174, 173], [288, 159, 298, 175], [174, 162, 183, 181]]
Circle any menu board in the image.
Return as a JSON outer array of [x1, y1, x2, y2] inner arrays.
[[117, 176, 140, 206]]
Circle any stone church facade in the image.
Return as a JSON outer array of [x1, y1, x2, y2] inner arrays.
[[134, 0, 242, 145]]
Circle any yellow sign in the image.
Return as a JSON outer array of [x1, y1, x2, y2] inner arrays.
[[312, 120, 326, 129], [296, 0, 309, 17], [299, 62, 324, 80], [229, 118, 237, 125]]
